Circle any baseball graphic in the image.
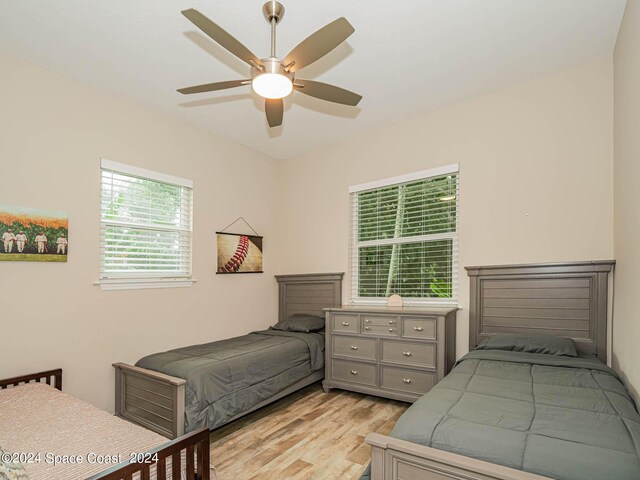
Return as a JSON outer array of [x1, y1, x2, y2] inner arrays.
[[216, 233, 263, 273]]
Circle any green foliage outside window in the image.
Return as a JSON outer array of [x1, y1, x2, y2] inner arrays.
[[101, 172, 190, 275], [356, 174, 457, 299]]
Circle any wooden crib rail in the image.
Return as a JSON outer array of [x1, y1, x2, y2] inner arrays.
[[86, 427, 210, 480], [0, 368, 62, 391]]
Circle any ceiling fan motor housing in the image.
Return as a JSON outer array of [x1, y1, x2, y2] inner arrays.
[[251, 57, 294, 82]]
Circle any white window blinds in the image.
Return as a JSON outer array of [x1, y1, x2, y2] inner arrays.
[[99, 160, 193, 281], [350, 165, 459, 304]]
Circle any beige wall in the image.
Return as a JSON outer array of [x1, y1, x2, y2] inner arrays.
[[613, 0, 640, 400], [0, 51, 285, 412], [278, 57, 615, 359]]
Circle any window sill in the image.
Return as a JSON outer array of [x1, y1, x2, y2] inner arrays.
[[94, 278, 197, 291], [349, 298, 460, 308]]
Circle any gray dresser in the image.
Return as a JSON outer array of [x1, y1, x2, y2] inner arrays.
[[322, 305, 457, 402]]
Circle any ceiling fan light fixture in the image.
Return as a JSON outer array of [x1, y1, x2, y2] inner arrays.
[[252, 72, 293, 99], [178, 4, 361, 127]]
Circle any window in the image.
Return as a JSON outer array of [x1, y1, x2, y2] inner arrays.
[[98, 159, 194, 290], [350, 164, 459, 305]]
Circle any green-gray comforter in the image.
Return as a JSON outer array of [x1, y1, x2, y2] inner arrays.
[[363, 350, 640, 480], [136, 329, 324, 432]]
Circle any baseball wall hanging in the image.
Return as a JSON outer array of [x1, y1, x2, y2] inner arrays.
[[216, 217, 263, 274]]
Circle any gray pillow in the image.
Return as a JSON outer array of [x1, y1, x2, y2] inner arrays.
[[476, 334, 578, 357], [271, 313, 325, 333], [0, 445, 30, 480]]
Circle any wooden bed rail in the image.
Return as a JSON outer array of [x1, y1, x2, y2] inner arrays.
[[0, 368, 62, 391], [86, 427, 210, 480], [113, 362, 187, 439], [0, 369, 211, 480], [366, 433, 551, 480]]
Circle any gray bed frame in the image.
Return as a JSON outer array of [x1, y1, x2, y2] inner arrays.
[[365, 260, 615, 480], [114, 272, 344, 439]]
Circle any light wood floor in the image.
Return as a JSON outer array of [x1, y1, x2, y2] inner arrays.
[[209, 383, 408, 480]]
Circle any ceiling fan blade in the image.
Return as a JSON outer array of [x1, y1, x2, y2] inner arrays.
[[283, 18, 354, 73], [177, 79, 251, 95], [294, 80, 362, 106], [265, 98, 283, 127], [182, 9, 262, 67]]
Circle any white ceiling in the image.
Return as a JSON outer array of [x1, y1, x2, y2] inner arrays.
[[0, 1, 626, 159]]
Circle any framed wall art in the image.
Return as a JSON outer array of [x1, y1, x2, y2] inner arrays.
[[0, 205, 68, 262], [216, 232, 263, 274]]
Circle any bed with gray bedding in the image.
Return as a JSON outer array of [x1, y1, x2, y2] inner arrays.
[[363, 349, 640, 480], [362, 261, 634, 480], [136, 329, 324, 433], [114, 273, 343, 438]]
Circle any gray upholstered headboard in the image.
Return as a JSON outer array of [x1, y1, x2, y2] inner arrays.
[[466, 261, 615, 362], [275, 273, 344, 322]]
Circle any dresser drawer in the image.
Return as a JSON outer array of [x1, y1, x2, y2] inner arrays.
[[381, 340, 436, 368], [362, 315, 398, 327], [332, 314, 358, 333], [362, 324, 399, 336], [381, 366, 437, 395], [332, 336, 376, 360], [332, 359, 377, 387], [402, 317, 437, 340]]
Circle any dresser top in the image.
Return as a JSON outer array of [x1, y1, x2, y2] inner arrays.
[[324, 305, 458, 315]]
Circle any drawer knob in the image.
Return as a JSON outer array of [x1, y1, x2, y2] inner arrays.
[[389, 320, 395, 324], [365, 319, 371, 323], [402, 351, 412, 356], [350, 370, 358, 375], [388, 328, 395, 332], [341, 321, 350, 326], [414, 326, 424, 332], [402, 378, 412, 384], [350, 345, 358, 350], [364, 326, 370, 331]]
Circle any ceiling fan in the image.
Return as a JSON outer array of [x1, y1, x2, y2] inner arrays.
[[178, 1, 362, 128]]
